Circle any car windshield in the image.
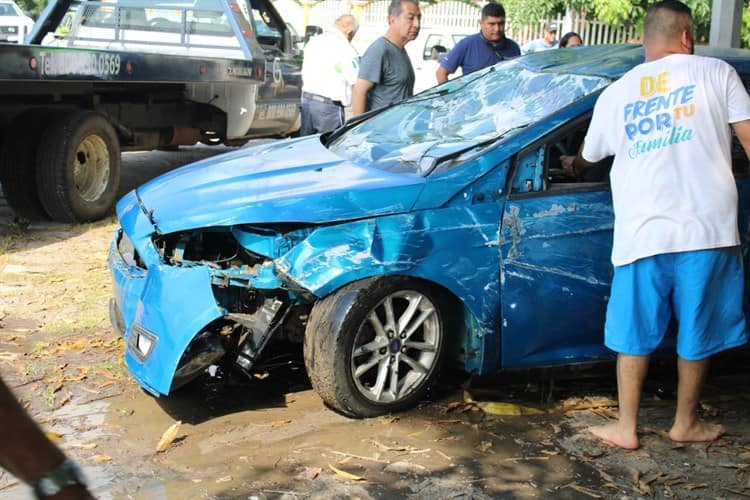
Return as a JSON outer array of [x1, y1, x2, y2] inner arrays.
[[329, 59, 610, 175], [0, 2, 22, 16]]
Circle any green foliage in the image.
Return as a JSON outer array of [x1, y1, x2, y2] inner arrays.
[[16, 0, 48, 19], [503, 0, 562, 23], [503, 0, 748, 48]]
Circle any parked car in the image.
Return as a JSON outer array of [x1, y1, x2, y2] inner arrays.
[[407, 28, 469, 93], [109, 45, 750, 418], [0, 0, 33, 42]]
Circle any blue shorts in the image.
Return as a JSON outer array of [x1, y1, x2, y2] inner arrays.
[[605, 248, 748, 360]]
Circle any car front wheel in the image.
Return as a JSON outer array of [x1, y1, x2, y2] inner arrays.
[[304, 276, 446, 418]]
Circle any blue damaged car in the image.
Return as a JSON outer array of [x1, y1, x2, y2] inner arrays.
[[109, 45, 750, 418]]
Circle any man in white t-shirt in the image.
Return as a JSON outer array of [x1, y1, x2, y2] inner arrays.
[[572, 0, 750, 449], [300, 15, 360, 135]]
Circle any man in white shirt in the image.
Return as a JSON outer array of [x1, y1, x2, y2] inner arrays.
[[573, 0, 750, 450], [300, 15, 360, 135]]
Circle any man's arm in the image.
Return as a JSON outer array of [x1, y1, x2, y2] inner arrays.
[[436, 65, 450, 84], [0, 376, 91, 498], [352, 78, 374, 115], [733, 119, 750, 158]]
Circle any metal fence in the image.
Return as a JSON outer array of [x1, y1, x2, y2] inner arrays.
[[281, 0, 641, 51]]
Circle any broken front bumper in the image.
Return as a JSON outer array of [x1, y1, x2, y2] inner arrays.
[[108, 233, 224, 396]]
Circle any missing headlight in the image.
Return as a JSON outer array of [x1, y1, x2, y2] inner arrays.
[[155, 230, 244, 268]]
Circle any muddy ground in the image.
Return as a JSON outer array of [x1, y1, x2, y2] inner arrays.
[[0, 144, 749, 499]]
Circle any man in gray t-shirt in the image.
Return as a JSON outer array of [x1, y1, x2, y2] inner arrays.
[[352, 0, 421, 114]]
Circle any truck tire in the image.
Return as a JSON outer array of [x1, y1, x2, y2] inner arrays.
[[0, 111, 53, 221], [36, 111, 121, 223]]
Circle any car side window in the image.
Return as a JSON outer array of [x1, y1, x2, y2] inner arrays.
[[510, 115, 612, 195], [423, 34, 448, 60]]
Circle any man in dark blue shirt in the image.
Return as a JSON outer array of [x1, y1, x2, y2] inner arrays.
[[435, 3, 520, 84]]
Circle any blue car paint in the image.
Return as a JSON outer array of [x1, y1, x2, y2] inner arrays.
[[135, 137, 427, 234], [109, 44, 750, 397]]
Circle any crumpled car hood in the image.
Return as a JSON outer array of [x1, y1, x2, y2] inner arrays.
[[133, 137, 430, 234]]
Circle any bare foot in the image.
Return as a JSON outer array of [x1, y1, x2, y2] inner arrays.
[[669, 421, 725, 443], [588, 423, 640, 450]]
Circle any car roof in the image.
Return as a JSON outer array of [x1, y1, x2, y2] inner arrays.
[[517, 44, 750, 79]]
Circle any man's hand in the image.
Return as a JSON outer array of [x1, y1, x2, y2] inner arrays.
[[560, 155, 576, 177]]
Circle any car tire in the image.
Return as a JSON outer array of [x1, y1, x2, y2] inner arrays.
[[36, 110, 121, 223], [304, 276, 446, 418], [0, 110, 54, 221]]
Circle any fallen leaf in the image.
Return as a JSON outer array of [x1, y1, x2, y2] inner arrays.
[[477, 440, 493, 453], [45, 431, 63, 443], [591, 407, 619, 420], [721, 487, 750, 497], [271, 419, 291, 427], [596, 468, 616, 484], [631, 469, 641, 487], [328, 463, 363, 481], [56, 392, 71, 408], [90, 454, 112, 463], [155, 421, 182, 453], [67, 443, 97, 450], [643, 427, 671, 440], [306, 467, 322, 480], [563, 482, 602, 498], [685, 483, 708, 490], [97, 370, 120, 380], [369, 439, 408, 451], [99, 381, 116, 389], [464, 391, 545, 416], [446, 401, 465, 412], [215, 476, 232, 483], [561, 397, 618, 411], [383, 461, 429, 475]]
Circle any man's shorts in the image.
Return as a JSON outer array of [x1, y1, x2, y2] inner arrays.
[[605, 248, 748, 360]]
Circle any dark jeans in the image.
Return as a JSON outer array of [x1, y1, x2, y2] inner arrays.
[[300, 96, 345, 136]]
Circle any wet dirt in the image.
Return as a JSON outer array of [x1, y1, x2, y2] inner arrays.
[[0, 144, 749, 499]]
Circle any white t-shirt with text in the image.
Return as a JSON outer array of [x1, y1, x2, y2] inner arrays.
[[583, 54, 750, 266]]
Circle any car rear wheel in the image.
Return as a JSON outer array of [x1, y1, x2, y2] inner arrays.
[[304, 276, 446, 418], [36, 110, 120, 222]]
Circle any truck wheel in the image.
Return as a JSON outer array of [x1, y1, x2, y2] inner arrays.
[[36, 111, 120, 222], [0, 111, 53, 221], [304, 277, 446, 418]]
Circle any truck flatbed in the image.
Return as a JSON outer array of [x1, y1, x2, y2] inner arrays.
[[0, 0, 303, 223]]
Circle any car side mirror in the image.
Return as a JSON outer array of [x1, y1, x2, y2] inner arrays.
[[428, 45, 447, 61]]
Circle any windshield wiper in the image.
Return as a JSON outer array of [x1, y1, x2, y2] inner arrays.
[[323, 107, 386, 145]]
